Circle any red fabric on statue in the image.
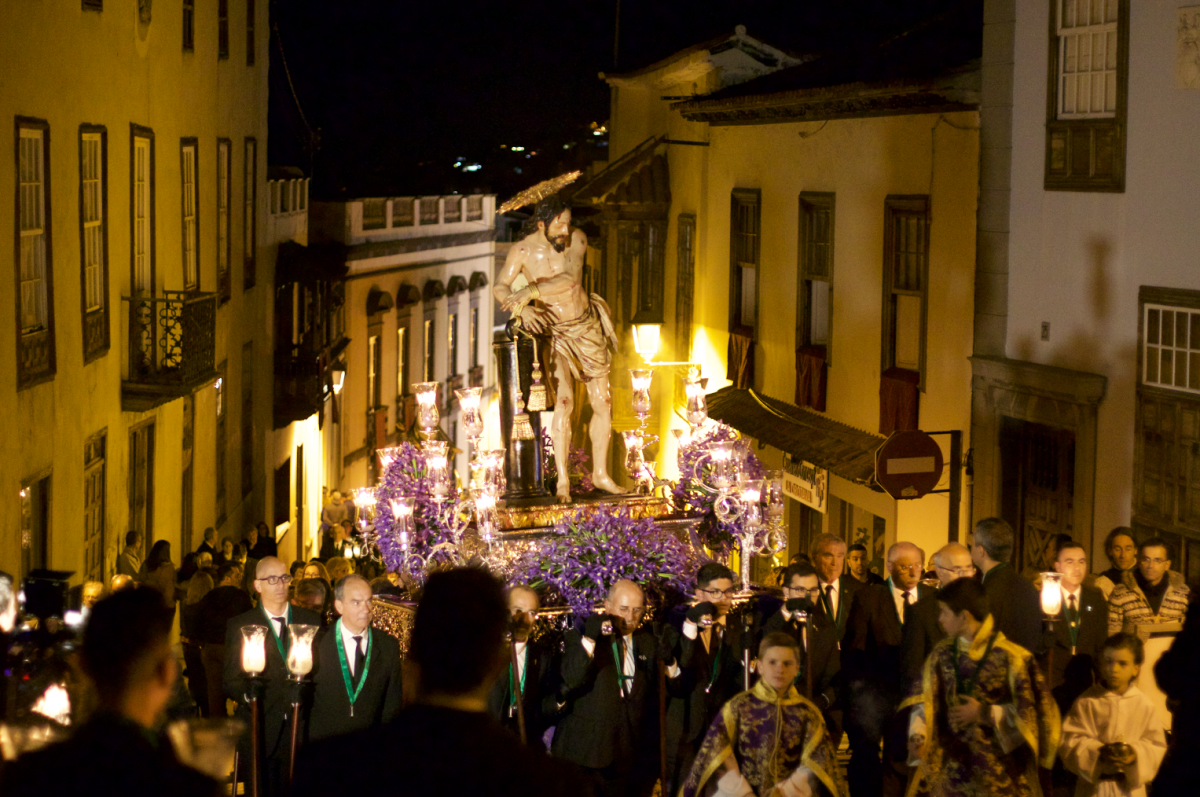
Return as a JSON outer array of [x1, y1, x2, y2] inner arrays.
[[795, 345, 827, 411], [879, 366, 919, 435], [727, 331, 755, 389]]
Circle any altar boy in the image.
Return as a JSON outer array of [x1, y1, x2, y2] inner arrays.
[[1059, 633, 1168, 797]]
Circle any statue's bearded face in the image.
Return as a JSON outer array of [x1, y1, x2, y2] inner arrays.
[[541, 210, 572, 253]]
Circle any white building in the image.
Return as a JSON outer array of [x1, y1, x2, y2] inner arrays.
[[973, 0, 1200, 577]]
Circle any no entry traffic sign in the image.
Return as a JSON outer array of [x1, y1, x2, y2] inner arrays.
[[875, 430, 944, 499]]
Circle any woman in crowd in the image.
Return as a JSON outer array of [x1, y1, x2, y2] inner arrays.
[[139, 540, 177, 616]]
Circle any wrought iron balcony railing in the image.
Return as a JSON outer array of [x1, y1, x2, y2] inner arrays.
[[122, 290, 218, 411]]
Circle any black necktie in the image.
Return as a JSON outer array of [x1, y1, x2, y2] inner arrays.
[[352, 635, 365, 686], [274, 617, 289, 652], [1068, 595, 1078, 625], [825, 585, 836, 619]]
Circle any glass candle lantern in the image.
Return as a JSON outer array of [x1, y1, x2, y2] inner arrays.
[[685, 375, 708, 430], [455, 387, 485, 442], [412, 382, 441, 434], [707, 440, 737, 493], [285, 624, 319, 677], [422, 441, 450, 500], [240, 625, 267, 675], [1040, 572, 1064, 616], [474, 489, 498, 546], [388, 497, 415, 552], [630, 369, 653, 419]]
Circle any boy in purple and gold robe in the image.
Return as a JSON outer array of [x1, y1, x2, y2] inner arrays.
[[680, 632, 845, 797], [904, 578, 1060, 797]]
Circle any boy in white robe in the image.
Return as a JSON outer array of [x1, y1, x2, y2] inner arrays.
[[1060, 632, 1167, 797]]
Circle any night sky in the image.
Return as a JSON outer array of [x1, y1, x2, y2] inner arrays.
[[270, 0, 969, 200]]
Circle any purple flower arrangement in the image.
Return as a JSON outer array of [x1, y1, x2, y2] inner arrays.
[[509, 506, 701, 617], [672, 422, 764, 559], [372, 442, 461, 580]]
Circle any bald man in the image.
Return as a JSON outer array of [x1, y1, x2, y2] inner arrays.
[[223, 557, 321, 795], [552, 579, 680, 797], [486, 585, 560, 750], [900, 543, 976, 691], [843, 541, 936, 797]]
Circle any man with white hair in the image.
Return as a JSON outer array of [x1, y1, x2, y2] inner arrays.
[[843, 541, 936, 797], [809, 532, 862, 641]]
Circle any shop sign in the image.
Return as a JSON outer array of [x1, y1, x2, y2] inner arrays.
[[783, 455, 827, 513]]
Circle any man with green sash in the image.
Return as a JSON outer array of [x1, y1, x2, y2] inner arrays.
[[223, 556, 322, 796], [309, 573, 403, 740]]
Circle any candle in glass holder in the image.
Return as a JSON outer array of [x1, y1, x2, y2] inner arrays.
[[376, 446, 403, 472], [389, 497, 415, 551], [474, 489, 498, 545], [413, 382, 441, 434], [685, 375, 708, 429], [423, 441, 450, 499], [286, 624, 319, 677], [708, 440, 737, 492], [240, 625, 267, 675], [455, 387, 485, 440], [1040, 572, 1064, 616], [630, 369, 653, 418]]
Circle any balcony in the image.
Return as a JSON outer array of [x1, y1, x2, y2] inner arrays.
[[122, 291, 218, 412]]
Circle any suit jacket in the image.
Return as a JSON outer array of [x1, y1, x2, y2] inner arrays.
[[762, 606, 840, 710], [1040, 584, 1108, 713], [551, 627, 674, 771], [666, 607, 750, 746], [293, 704, 594, 797], [308, 623, 403, 741], [196, 541, 218, 559], [982, 562, 1042, 653], [223, 603, 322, 759], [116, 548, 142, 578], [485, 638, 560, 750], [843, 580, 937, 694], [900, 593, 944, 692], [816, 574, 863, 641]]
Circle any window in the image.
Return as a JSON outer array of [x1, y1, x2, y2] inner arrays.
[[729, 190, 760, 336], [881, 195, 930, 386], [466, 195, 483, 222], [362, 199, 386, 230], [218, 0, 229, 59], [19, 475, 51, 578], [443, 196, 461, 223], [217, 139, 230, 301], [17, 118, 56, 388], [368, 334, 381, 407], [447, 312, 459, 376], [80, 126, 109, 362], [131, 127, 154, 294], [397, 325, 409, 396], [636, 222, 666, 326], [84, 433, 106, 583], [1046, 0, 1128, 191], [419, 197, 439, 225], [423, 318, 435, 381], [241, 343, 253, 498], [246, 0, 255, 65], [392, 197, 413, 227], [181, 140, 199, 289], [676, 214, 696, 360], [243, 138, 256, 289], [183, 0, 194, 51], [1143, 303, 1200, 395], [215, 364, 227, 523], [798, 193, 835, 358], [469, 307, 479, 369], [1135, 287, 1200, 546]]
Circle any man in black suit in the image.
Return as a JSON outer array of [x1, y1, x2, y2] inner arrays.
[[843, 542, 936, 797], [1043, 539, 1108, 713], [971, 517, 1041, 653], [847, 542, 885, 586], [223, 556, 321, 796], [762, 562, 842, 734], [196, 526, 218, 559], [900, 542, 976, 691], [810, 532, 862, 642], [3, 589, 220, 797], [293, 568, 591, 797], [552, 579, 678, 797], [308, 574, 402, 740], [663, 562, 746, 795], [486, 584, 559, 750]]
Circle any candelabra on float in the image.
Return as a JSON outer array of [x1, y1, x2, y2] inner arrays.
[[239, 625, 268, 797]]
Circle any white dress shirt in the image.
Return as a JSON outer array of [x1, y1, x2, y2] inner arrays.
[[339, 621, 368, 676], [820, 578, 840, 619], [892, 581, 915, 625]]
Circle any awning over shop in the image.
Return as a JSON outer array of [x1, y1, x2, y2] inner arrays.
[[705, 386, 887, 491], [276, 240, 350, 284]]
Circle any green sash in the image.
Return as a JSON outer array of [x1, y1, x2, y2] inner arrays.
[[262, 604, 292, 662], [334, 619, 373, 716]]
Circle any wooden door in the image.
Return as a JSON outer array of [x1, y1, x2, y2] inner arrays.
[[1016, 422, 1075, 572]]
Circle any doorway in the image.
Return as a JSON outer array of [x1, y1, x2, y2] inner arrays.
[[1000, 417, 1075, 572], [129, 420, 156, 558]]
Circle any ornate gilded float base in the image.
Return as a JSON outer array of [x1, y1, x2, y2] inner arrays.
[[495, 494, 671, 532]]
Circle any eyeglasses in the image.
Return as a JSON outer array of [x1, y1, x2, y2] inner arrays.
[[256, 574, 292, 586], [785, 586, 822, 598], [700, 587, 738, 599], [893, 564, 925, 574], [1139, 556, 1169, 566], [934, 564, 977, 577]]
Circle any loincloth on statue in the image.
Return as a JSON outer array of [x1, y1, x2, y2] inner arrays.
[[541, 293, 618, 383]]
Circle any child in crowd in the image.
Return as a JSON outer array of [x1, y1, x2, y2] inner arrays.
[[1059, 632, 1168, 797]]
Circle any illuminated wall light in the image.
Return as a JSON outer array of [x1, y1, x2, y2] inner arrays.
[[511, 146, 525, 152]]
